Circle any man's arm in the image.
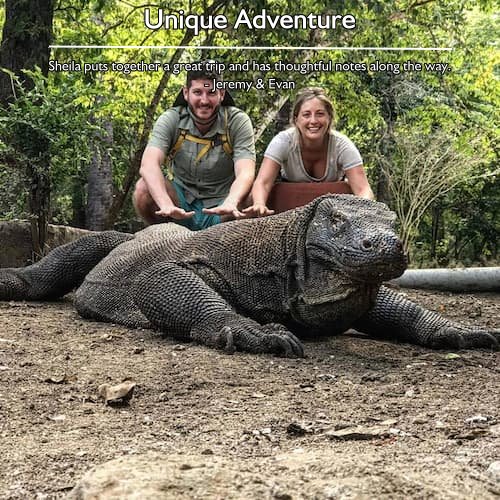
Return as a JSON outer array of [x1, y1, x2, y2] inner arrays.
[[203, 158, 255, 219], [138, 146, 194, 220]]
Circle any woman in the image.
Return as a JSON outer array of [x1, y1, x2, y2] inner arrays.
[[244, 87, 374, 217]]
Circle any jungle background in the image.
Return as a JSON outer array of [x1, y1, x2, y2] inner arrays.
[[0, 0, 498, 267]]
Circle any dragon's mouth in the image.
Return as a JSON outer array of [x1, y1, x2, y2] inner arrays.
[[306, 243, 407, 283]]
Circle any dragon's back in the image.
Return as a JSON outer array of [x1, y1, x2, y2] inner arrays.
[[74, 223, 193, 326]]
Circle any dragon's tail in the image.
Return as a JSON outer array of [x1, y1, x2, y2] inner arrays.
[[0, 231, 133, 301]]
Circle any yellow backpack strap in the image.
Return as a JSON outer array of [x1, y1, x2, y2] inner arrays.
[[167, 129, 187, 163], [221, 107, 233, 157], [181, 134, 215, 164], [167, 107, 234, 165]]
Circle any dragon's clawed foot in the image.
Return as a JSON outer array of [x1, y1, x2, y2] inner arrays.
[[428, 324, 499, 350], [193, 319, 305, 358]]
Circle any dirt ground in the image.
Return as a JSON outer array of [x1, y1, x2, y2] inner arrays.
[[0, 288, 499, 499]]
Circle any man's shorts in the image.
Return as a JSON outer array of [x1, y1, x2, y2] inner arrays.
[[172, 181, 222, 231]]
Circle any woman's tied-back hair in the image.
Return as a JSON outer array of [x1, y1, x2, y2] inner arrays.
[[291, 87, 336, 131]]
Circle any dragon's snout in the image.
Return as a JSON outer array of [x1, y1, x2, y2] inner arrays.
[[358, 234, 404, 256]]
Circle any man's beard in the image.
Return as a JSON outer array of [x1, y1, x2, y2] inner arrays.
[[188, 104, 219, 127]]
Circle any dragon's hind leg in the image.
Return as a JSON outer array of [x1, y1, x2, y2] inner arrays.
[[132, 262, 304, 358], [0, 231, 132, 301], [354, 285, 498, 349]]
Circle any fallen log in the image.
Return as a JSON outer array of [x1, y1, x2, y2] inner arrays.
[[391, 267, 500, 292]]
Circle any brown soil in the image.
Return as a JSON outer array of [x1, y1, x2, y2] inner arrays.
[[0, 289, 499, 499]]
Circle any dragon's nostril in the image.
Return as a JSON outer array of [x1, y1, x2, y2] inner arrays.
[[361, 239, 372, 251]]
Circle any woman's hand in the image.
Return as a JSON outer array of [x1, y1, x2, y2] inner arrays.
[[242, 204, 275, 218]]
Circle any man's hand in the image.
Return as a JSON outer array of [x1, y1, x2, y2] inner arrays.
[[204, 158, 255, 221], [203, 201, 245, 219], [155, 206, 195, 220], [242, 204, 275, 218]]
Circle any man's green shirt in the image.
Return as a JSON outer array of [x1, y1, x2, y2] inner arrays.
[[148, 106, 256, 207]]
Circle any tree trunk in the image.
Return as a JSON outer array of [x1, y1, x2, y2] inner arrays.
[[71, 174, 87, 229], [375, 136, 391, 205], [26, 153, 51, 258], [86, 119, 114, 230], [254, 95, 290, 143], [430, 204, 441, 259], [275, 99, 291, 134], [0, 0, 54, 106], [0, 0, 54, 258]]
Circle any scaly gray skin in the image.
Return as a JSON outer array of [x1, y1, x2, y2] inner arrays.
[[0, 195, 497, 357]]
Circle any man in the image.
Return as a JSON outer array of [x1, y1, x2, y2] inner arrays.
[[133, 61, 256, 230]]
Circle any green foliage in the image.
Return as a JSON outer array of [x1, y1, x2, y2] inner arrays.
[[0, 1, 498, 264], [0, 68, 98, 220]]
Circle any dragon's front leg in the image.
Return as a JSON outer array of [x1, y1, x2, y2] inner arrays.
[[132, 262, 304, 358], [354, 286, 498, 349]]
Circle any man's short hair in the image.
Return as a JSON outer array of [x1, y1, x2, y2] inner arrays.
[[186, 60, 223, 87]]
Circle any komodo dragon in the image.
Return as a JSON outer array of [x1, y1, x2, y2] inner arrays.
[[0, 195, 497, 357]]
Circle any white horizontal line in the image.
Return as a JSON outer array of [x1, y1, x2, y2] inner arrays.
[[50, 45, 452, 51]]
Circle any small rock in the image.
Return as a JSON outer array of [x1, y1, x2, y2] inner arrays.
[[465, 415, 489, 425], [405, 387, 416, 397], [323, 485, 350, 498], [172, 344, 187, 351], [299, 382, 315, 390], [379, 418, 398, 426], [98, 380, 136, 405], [448, 428, 489, 440], [251, 392, 266, 398], [361, 372, 384, 382], [47, 414, 66, 422], [132, 347, 144, 354], [287, 422, 314, 436], [487, 461, 500, 480], [273, 491, 292, 500], [326, 424, 392, 440], [406, 362, 428, 368], [489, 424, 500, 436], [44, 373, 69, 384], [467, 306, 482, 318], [158, 392, 169, 402], [412, 415, 428, 425]]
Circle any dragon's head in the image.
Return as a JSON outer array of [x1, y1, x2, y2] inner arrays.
[[303, 195, 407, 284]]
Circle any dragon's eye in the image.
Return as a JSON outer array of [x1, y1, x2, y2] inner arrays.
[[331, 213, 343, 225]]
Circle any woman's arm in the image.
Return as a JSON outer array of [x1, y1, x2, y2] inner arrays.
[[344, 165, 375, 200], [243, 157, 281, 217]]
